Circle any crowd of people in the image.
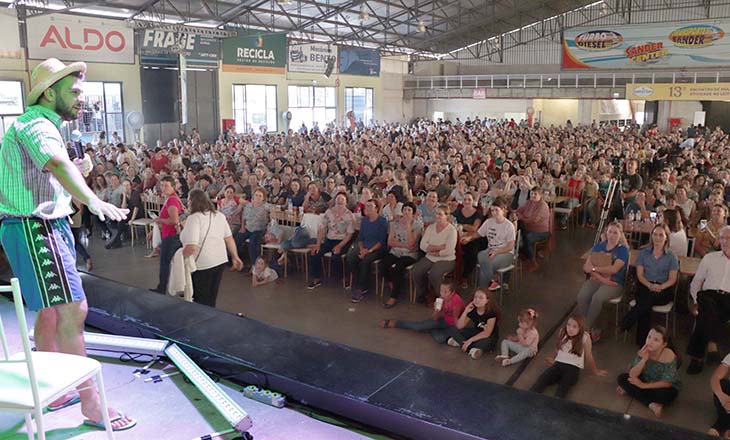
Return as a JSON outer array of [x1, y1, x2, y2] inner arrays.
[[71, 117, 730, 435]]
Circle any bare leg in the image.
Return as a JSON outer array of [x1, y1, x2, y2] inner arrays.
[[35, 307, 73, 408], [55, 300, 133, 429]]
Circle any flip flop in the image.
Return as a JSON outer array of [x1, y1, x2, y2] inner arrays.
[[83, 413, 137, 432], [47, 395, 81, 412]]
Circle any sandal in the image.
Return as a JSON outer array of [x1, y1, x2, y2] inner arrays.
[[83, 412, 137, 432], [47, 394, 81, 412], [378, 319, 396, 328]]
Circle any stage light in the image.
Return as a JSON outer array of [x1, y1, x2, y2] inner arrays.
[[165, 344, 253, 434]]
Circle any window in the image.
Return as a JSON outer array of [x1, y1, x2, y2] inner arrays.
[[0, 80, 24, 141], [232, 84, 278, 134], [344, 87, 373, 126], [76, 81, 124, 143], [288, 85, 336, 130]]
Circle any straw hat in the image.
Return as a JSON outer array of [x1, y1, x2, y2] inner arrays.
[[27, 58, 87, 106]]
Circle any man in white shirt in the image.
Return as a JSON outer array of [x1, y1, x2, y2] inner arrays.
[[687, 226, 730, 374]]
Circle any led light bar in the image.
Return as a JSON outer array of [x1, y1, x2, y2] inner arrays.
[[82, 332, 170, 356], [165, 344, 253, 433], [31, 330, 169, 357]]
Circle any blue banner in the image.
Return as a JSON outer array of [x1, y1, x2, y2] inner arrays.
[[338, 47, 380, 76]]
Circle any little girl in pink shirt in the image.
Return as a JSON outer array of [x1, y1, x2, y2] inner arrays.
[[496, 308, 540, 367]]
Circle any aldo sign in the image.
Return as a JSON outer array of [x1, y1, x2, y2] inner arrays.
[[27, 14, 135, 64]]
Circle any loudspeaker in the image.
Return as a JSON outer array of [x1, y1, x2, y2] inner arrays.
[[324, 57, 336, 78]]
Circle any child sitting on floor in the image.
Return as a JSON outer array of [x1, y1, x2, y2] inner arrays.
[[252, 257, 278, 287], [496, 308, 539, 367], [445, 288, 500, 360], [529, 314, 607, 399]]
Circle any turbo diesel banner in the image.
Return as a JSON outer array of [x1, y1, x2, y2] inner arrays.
[[288, 43, 337, 74], [563, 21, 730, 69], [222, 32, 287, 73]]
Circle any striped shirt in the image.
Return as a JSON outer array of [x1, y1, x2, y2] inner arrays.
[[0, 105, 72, 220]]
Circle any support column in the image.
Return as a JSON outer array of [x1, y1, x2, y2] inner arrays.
[[657, 100, 671, 132]]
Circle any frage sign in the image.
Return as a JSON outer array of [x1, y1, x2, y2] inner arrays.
[[27, 14, 134, 64]]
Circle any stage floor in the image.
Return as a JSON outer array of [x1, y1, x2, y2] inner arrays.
[[3, 226, 724, 437], [0, 298, 373, 440]]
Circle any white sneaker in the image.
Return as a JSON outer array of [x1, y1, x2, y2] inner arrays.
[[447, 337, 460, 347], [469, 348, 483, 359]]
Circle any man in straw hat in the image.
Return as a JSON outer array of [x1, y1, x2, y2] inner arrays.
[[0, 58, 136, 431]]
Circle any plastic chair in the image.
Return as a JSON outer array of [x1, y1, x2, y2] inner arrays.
[[129, 195, 163, 248], [0, 278, 115, 440]]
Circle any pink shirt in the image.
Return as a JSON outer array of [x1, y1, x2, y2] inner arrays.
[[442, 293, 465, 326], [517, 327, 540, 354], [161, 196, 183, 239]]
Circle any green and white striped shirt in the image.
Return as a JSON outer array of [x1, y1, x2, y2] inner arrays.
[[0, 105, 73, 219]]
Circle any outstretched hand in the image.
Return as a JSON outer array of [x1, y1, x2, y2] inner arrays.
[[88, 198, 128, 222]]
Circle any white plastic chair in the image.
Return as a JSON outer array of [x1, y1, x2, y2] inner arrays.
[[0, 278, 114, 440]]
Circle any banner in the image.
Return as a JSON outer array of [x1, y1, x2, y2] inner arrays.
[[0, 10, 21, 59], [288, 43, 337, 74], [139, 30, 219, 66], [0, 81, 23, 115], [563, 21, 730, 69], [626, 82, 730, 100], [338, 47, 380, 76], [473, 88, 486, 99], [26, 14, 134, 64], [222, 33, 287, 73]]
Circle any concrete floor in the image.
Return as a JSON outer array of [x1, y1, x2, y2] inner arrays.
[[0, 298, 372, 440], [2, 226, 723, 438]]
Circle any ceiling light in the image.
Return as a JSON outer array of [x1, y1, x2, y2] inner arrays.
[[277, 0, 293, 5], [417, 20, 426, 33]]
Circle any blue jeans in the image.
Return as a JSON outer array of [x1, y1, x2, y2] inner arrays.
[[477, 251, 513, 287], [394, 318, 451, 343], [582, 198, 599, 225], [501, 339, 536, 364], [522, 231, 550, 260], [234, 229, 264, 264], [280, 226, 315, 250], [309, 238, 350, 280], [157, 234, 182, 292]]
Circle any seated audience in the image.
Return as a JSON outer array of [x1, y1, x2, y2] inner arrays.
[[347, 199, 388, 302], [411, 207, 457, 302], [234, 188, 270, 267], [417, 191, 439, 227], [620, 224, 679, 346], [445, 289, 500, 360], [515, 188, 551, 271], [686, 226, 730, 375], [530, 314, 607, 398], [454, 192, 486, 281], [578, 220, 629, 342], [474, 198, 516, 291], [379, 281, 464, 344], [382, 202, 423, 308], [617, 326, 681, 418], [496, 308, 540, 367], [307, 192, 356, 289], [694, 205, 728, 257], [709, 353, 730, 437]]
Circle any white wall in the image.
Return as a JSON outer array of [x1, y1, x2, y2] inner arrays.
[[669, 101, 703, 128], [532, 99, 579, 127], [413, 98, 533, 120]]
